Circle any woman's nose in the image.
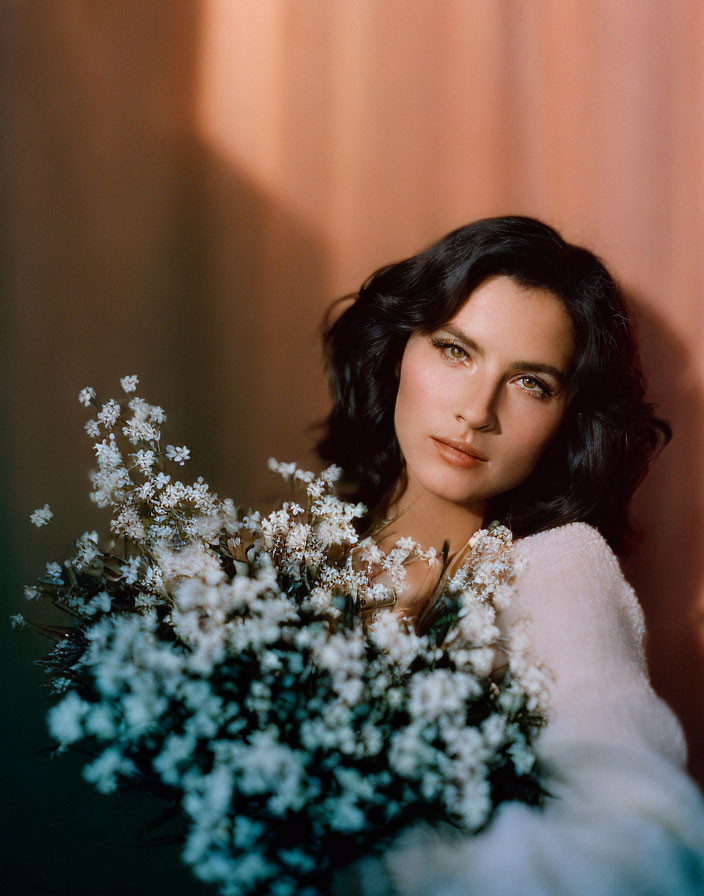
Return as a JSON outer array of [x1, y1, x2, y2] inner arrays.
[[455, 374, 498, 432]]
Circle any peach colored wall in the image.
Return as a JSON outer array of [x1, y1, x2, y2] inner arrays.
[[195, 0, 704, 779], [3, 5, 703, 887]]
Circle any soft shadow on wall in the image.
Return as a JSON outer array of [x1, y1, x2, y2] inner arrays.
[[175, 134, 332, 512], [622, 292, 704, 787], [2, 4, 329, 895], [2, 154, 329, 896]]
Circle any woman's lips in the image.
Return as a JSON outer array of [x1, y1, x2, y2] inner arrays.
[[431, 437, 488, 468]]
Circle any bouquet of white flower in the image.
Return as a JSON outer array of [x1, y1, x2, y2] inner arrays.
[[19, 377, 551, 896]]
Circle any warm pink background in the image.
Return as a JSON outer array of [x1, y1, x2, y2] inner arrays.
[[3, 7, 703, 866]]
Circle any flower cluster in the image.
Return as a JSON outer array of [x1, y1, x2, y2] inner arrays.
[[20, 379, 550, 896]]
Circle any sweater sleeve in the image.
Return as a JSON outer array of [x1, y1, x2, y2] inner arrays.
[[341, 523, 704, 896], [504, 522, 688, 764]]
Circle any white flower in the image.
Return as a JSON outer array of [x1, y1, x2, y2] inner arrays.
[[149, 405, 166, 424], [120, 374, 139, 393], [369, 612, 426, 670], [277, 848, 316, 874], [93, 435, 122, 469], [448, 599, 499, 648], [84, 419, 101, 438], [47, 691, 89, 745], [154, 732, 199, 786], [466, 646, 496, 677], [97, 399, 121, 429], [71, 530, 100, 570], [30, 503, 53, 527], [481, 713, 507, 750], [320, 464, 343, 484], [285, 522, 310, 554], [154, 481, 187, 511], [156, 542, 225, 587], [10, 613, 26, 628], [409, 668, 482, 721], [142, 564, 165, 593], [452, 774, 492, 831], [83, 746, 137, 793], [44, 561, 63, 584], [132, 449, 156, 473], [89, 465, 131, 508], [121, 555, 141, 584], [148, 523, 175, 541], [78, 386, 96, 407], [507, 734, 536, 775], [110, 506, 146, 542], [134, 591, 159, 610], [84, 704, 118, 740], [84, 592, 112, 616], [122, 419, 159, 445], [190, 513, 224, 543], [24, 585, 40, 601], [267, 458, 298, 480], [135, 481, 155, 502], [388, 723, 437, 777], [166, 444, 190, 465]]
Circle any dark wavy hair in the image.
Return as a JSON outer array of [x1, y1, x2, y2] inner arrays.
[[316, 216, 671, 554]]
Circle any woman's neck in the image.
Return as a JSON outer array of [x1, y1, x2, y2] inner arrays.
[[377, 476, 486, 557]]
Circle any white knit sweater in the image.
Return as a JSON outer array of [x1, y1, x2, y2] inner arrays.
[[342, 522, 704, 896]]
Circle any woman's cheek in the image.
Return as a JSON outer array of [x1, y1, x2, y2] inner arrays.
[[397, 349, 444, 421]]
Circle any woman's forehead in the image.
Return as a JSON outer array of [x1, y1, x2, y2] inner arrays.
[[441, 275, 576, 370]]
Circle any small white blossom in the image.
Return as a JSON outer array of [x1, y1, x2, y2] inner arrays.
[[84, 419, 101, 438], [83, 747, 137, 793], [149, 405, 166, 424], [122, 419, 160, 445], [267, 457, 298, 480], [93, 435, 122, 469], [110, 506, 146, 542], [78, 386, 96, 407], [120, 374, 139, 393], [453, 774, 492, 830], [71, 530, 100, 570], [47, 691, 89, 746], [121, 556, 141, 584], [10, 613, 26, 628], [132, 449, 156, 473], [24, 585, 40, 601], [89, 465, 131, 508], [30, 503, 53, 527], [97, 399, 121, 429], [44, 561, 63, 584], [135, 481, 155, 502], [84, 592, 112, 616], [166, 444, 190, 465], [84, 704, 118, 739]]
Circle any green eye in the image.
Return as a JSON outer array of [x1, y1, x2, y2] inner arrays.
[[431, 338, 468, 362], [517, 375, 552, 399]]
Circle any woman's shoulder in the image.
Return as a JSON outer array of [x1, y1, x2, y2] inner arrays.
[[514, 519, 609, 554], [512, 521, 624, 584], [509, 521, 647, 649]]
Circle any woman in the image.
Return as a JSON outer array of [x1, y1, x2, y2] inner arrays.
[[319, 217, 704, 894]]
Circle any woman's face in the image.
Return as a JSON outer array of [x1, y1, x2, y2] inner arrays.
[[393, 275, 576, 510]]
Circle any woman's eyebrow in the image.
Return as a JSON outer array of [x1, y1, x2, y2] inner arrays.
[[439, 324, 567, 384]]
